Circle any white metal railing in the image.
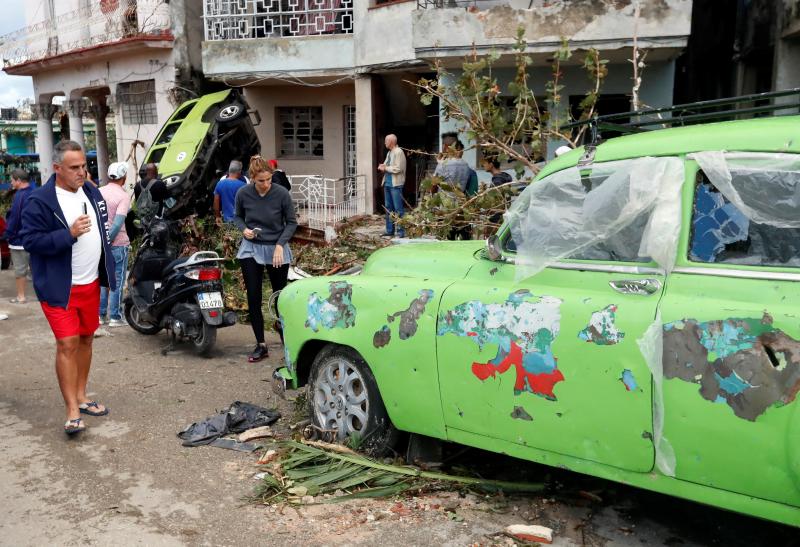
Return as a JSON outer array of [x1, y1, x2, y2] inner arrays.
[[416, 0, 512, 8], [0, 0, 171, 68], [289, 174, 362, 231], [203, 0, 353, 41]]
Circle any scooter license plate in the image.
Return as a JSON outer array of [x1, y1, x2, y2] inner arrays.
[[198, 292, 223, 309]]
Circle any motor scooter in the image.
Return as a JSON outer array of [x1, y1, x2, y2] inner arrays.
[[123, 215, 237, 355]]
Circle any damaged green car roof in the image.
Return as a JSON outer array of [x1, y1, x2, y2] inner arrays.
[[542, 114, 800, 178]]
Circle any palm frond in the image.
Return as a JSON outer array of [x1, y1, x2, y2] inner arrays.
[[252, 440, 544, 504]]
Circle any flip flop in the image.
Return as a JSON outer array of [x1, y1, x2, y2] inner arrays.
[[9, 298, 27, 304], [79, 401, 109, 416], [64, 418, 85, 435]]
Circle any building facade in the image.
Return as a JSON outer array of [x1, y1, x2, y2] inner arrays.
[[201, 0, 692, 215], [1, 0, 205, 185]]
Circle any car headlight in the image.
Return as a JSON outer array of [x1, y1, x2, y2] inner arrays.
[[163, 175, 180, 187]]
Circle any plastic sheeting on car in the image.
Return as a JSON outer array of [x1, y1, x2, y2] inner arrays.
[[637, 313, 676, 477], [692, 152, 800, 228], [505, 156, 685, 280]]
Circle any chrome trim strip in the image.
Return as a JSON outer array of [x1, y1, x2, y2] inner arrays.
[[548, 262, 663, 275], [672, 266, 800, 282]]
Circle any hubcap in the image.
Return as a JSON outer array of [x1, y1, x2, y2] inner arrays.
[[313, 358, 369, 440], [218, 105, 240, 119]]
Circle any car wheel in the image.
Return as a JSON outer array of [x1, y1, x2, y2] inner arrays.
[[215, 102, 245, 123], [124, 300, 161, 335], [308, 346, 399, 456]]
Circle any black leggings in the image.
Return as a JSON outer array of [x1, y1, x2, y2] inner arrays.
[[239, 257, 289, 344]]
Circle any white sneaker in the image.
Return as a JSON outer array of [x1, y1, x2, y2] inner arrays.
[[108, 318, 127, 328]]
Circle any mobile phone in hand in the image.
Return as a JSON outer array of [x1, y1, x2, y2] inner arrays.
[[252, 227, 262, 234], [82, 203, 88, 215]]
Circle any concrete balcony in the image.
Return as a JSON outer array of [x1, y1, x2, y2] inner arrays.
[[202, 0, 354, 78], [1, 0, 172, 75], [412, 0, 692, 63]]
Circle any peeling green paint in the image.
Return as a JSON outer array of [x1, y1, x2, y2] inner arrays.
[[305, 281, 356, 332], [579, 305, 624, 345], [663, 314, 800, 421], [438, 290, 565, 400]]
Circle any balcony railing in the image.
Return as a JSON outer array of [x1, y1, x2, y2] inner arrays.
[[0, 0, 171, 68], [203, 0, 353, 41]]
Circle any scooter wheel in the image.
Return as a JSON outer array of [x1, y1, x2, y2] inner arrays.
[[124, 301, 161, 335], [192, 322, 217, 356]]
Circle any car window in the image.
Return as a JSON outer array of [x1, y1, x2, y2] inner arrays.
[[690, 174, 800, 267], [156, 122, 180, 146], [503, 156, 685, 277], [691, 152, 800, 267]]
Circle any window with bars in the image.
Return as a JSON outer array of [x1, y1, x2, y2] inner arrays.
[[343, 105, 356, 178], [277, 106, 324, 158], [117, 80, 158, 125]]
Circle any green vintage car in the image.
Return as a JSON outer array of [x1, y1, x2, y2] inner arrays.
[[276, 113, 800, 527]]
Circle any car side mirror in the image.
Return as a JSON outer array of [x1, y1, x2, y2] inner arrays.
[[486, 234, 503, 261]]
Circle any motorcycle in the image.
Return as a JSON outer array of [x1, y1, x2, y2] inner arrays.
[[123, 215, 237, 356]]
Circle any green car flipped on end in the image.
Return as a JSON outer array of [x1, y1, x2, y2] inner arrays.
[[141, 89, 260, 219]]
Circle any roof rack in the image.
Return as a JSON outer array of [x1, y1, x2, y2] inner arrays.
[[561, 88, 800, 144]]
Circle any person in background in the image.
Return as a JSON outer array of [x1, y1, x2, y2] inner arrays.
[[233, 156, 297, 363], [20, 140, 116, 435], [481, 156, 513, 187], [134, 163, 161, 230], [434, 135, 471, 193], [268, 159, 291, 191], [134, 163, 158, 201], [214, 160, 246, 226], [378, 134, 407, 238], [5, 168, 34, 303], [98, 162, 131, 327]]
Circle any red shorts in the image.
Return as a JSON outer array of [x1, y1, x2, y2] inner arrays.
[[41, 279, 101, 339]]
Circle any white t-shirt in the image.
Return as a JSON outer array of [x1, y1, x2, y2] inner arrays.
[[55, 186, 103, 285]]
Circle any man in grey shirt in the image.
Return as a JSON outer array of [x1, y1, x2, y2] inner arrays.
[[434, 136, 471, 192]]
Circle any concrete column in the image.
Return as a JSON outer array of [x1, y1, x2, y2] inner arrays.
[[66, 99, 86, 148], [34, 102, 58, 181], [88, 97, 111, 185], [354, 75, 375, 214]]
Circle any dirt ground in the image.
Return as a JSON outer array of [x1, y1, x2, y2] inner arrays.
[[0, 269, 797, 546]]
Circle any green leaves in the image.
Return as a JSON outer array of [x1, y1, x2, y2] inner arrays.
[[252, 440, 544, 505]]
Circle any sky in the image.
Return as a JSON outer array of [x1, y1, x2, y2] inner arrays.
[[0, 0, 35, 107]]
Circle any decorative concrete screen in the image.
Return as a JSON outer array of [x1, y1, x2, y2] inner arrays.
[[203, 0, 354, 41]]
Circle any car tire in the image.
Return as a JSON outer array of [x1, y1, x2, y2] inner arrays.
[[124, 300, 161, 335], [215, 102, 246, 124], [308, 346, 399, 456]]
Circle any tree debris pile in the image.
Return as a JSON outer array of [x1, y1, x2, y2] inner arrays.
[[397, 177, 521, 240], [293, 217, 390, 276], [252, 440, 544, 505]]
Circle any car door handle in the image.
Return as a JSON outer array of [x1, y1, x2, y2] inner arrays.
[[609, 278, 662, 295]]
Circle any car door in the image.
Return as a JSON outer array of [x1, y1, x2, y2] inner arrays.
[[436, 158, 679, 473], [659, 153, 800, 507]]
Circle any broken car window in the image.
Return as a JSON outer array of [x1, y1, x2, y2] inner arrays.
[[503, 156, 685, 280], [690, 152, 800, 267], [690, 177, 800, 266]]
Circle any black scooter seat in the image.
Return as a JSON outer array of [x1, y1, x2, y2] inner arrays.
[[162, 256, 191, 276]]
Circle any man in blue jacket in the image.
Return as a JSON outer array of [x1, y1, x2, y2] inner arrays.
[[21, 140, 116, 436], [4, 168, 34, 303]]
